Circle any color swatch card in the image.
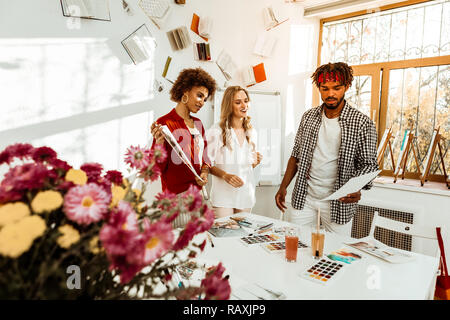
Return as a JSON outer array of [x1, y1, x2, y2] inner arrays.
[[301, 258, 346, 285], [327, 248, 362, 264], [261, 240, 308, 254], [239, 234, 280, 246]]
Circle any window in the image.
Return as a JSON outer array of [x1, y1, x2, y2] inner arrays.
[[0, 37, 156, 175], [318, 0, 450, 182]]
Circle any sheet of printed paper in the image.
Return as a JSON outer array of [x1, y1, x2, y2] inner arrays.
[[320, 170, 381, 201]]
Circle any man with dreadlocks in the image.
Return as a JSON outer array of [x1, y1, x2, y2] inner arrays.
[[275, 62, 378, 236]]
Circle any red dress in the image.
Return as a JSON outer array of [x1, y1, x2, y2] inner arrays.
[[151, 108, 211, 195]]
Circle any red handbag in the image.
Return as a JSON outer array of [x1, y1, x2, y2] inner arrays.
[[435, 227, 450, 300]]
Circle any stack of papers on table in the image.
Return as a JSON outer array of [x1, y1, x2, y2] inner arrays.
[[345, 239, 415, 264]]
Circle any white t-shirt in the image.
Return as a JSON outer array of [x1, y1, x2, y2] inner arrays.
[[306, 112, 341, 200], [187, 125, 204, 166], [206, 123, 257, 209]]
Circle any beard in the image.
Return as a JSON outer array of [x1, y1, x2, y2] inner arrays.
[[323, 96, 344, 110]]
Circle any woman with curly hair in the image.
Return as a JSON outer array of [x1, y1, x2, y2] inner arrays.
[[150, 68, 216, 199], [206, 86, 262, 218]]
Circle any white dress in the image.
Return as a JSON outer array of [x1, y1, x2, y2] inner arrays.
[[206, 123, 257, 209]]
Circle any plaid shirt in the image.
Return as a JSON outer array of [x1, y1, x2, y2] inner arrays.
[[290, 101, 378, 224]]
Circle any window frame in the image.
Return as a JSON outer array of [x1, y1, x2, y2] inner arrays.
[[315, 0, 450, 183]]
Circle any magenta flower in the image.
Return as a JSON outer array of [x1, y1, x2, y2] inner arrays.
[[31, 146, 57, 163], [172, 202, 214, 251], [182, 185, 203, 211], [49, 158, 71, 172], [107, 255, 144, 285], [2, 163, 50, 191], [155, 189, 178, 210], [0, 149, 12, 166], [201, 263, 231, 300], [151, 144, 167, 164], [80, 163, 103, 183], [63, 183, 111, 225], [139, 163, 161, 182], [140, 220, 174, 265], [104, 170, 124, 185], [1, 143, 34, 163], [124, 145, 151, 170], [100, 200, 141, 257]]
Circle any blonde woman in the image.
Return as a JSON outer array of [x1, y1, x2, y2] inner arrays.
[[206, 86, 262, 218]]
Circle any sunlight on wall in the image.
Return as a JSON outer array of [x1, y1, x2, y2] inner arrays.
[[0, 38, 154, 131], [288, 24, 315, 76]]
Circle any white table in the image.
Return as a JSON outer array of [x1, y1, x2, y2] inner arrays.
[[198, 213, 439, 300]]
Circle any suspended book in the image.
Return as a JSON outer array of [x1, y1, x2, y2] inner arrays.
[[253, 33, 277, 57], [190, 13, 209, 41], [215, 49, 237, 81], [193, 43, 211, 61], [122, 24, 157, 65], [242, 63, 267, 87], [139, 0, 171, 28], [167, 26, 191, 51], [198, 16, 213, 38], [60, 0, 111, 21], [262, 6, 289, 31], [122, 0, 134, 16], [161, 56, 184, 84]]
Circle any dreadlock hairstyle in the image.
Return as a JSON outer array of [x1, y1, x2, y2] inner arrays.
[[311, 62, 354, 88]]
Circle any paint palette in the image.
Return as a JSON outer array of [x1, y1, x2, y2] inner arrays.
[[301, 258, 346, 285], [261, 240, 308, 253], [239, 234, 280, 246]]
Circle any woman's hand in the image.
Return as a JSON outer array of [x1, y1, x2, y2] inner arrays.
[[151, 122, 165, 145], [223, 173, 244, 188], [195, 171, 209, 187], [253, 152, 263, 167]]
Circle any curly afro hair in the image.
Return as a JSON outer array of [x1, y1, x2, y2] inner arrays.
[[170, 67, 217, 102], [311, 62, 354, 88]]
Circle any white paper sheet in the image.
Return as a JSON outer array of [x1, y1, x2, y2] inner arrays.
[[320, 170, 381, 201], [160, 125, 209, 200]]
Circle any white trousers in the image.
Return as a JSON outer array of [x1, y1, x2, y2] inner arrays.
[[287, 194, 353, 237]]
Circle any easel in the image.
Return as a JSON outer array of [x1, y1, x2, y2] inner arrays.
[[393, 129, 421, 183], [377, 127, 396, 170], [420, 127, 449, 188]]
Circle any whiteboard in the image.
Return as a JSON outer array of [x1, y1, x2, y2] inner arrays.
[[213, 89, 282, 186]]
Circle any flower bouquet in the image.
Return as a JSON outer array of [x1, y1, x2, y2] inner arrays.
[[0, 143, 230, 299]]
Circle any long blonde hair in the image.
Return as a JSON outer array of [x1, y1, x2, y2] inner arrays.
[[219, 86, 255, 152]]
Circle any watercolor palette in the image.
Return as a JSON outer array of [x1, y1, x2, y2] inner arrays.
[[301, 258, 346, 285], [261, 240, 308, 253], [239, 234, 281, 246]]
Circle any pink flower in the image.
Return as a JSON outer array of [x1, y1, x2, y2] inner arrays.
[[155, 189, 178, 211], [201, 263, 231, 300], [140, 220, 174, 265], [0, 186, 23, 204], [2, 163, 50, 191], [104, 170, 123, 185], [182, 185, 203, 211], [31, 146, 57, 163], [0, 149, 12, 166], [2, 143, 34, 162], [80, 163, 103, 183], [63, 183, 111, 225], [107, 255, 144, 285], [152, 144, 167, 164], [124, 145, 151, 170], [100, 200, 140, 256], [172, 204, 214, 251], [49, 158, 71, 172], [139, 163, 161, 182]]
